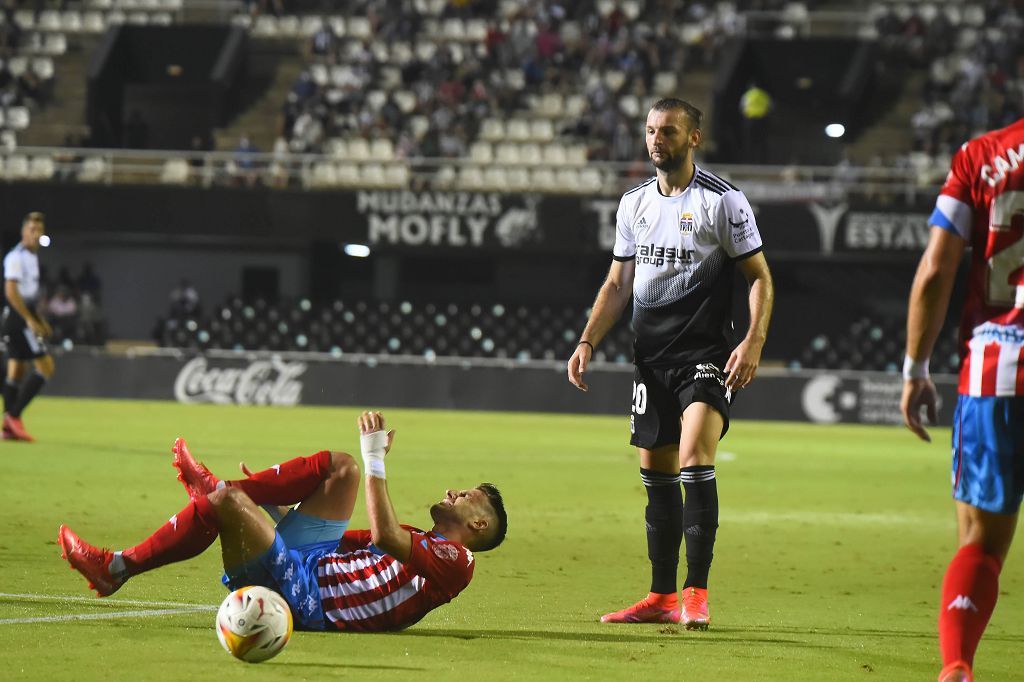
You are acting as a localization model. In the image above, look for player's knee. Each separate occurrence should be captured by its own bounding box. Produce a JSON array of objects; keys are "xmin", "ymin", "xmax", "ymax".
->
[
  {"xmin": 327, "ymin": 451, "xmax": 359, "ymax": 482},
  {"xmin": 209, "ymin": 486, "xmax": 250, "ymax": 509}
]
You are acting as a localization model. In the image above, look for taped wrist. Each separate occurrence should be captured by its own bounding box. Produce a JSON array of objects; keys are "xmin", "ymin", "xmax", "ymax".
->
[
  {"xmin": 903, "ymin": 355, "xmax": 930, "ymax": 381},
  {"xmin": 360, "ymin": 431, "xmax": 387, "ymax": 479}
]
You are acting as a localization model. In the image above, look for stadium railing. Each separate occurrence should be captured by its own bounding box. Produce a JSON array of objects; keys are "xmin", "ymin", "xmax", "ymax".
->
[{"xmin": 0, "ymin": 145, "xmax": 942, "ymax": 202}]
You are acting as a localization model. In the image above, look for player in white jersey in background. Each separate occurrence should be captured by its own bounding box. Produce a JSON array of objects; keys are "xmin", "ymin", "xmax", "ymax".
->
[
  {"xmin": 567, "ymin": 99, "xmax": 774, "ymax": 628},
  {"xmin": 2, "ymin": 212, "xmax": 55, "ymax": 442}
]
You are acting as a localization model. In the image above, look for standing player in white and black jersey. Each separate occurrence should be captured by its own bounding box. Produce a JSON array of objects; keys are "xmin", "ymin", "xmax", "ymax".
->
[
  {"xmin": 567, "ymin": 99, "xmax": 774, "ymax": 629},
  {"xmin": 2, "ymin": 212, "xmax": 55, "ymax": 442}
]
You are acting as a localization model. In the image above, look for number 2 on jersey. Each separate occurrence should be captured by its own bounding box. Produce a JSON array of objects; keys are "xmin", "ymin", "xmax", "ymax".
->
[{"xmin": 987, "ymin": 191, "xmax": 1024, "ymax": 308}]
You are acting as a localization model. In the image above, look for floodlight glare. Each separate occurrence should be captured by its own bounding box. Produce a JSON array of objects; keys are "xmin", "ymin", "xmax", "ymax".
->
[
  {"xmin": 825, "ymin": 123, "xmax": 846, "ymax": 138},
  {"xmin": 343, "ymin": 243, "xmax": 371, "ymax": 257}
]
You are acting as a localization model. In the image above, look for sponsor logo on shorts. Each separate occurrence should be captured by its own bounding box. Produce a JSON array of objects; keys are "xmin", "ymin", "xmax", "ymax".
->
[{"xmin": 695, "ymin": 363, "xmax": 725, "ymax": 387}]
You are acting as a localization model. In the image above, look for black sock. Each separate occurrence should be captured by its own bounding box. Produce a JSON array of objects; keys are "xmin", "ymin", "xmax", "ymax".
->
[
  {"xmin": 681, "ymin": 466, "xmax": 718, "ymax": 590},
  {"xmin": 3, "ymin": 378, "xmax": 18, "ymax": 415},
  {"xmin": 10, "ymin": 373, "xmax": 46, "ymax": 418},
  {"xmin": 641, "ymin": 467, "xmax": 684, "ymax": 595}
]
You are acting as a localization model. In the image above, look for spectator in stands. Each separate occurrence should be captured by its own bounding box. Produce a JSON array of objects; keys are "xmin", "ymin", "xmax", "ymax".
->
[
  {"xmin": 77, "ymin": 292, "xmax": 104, "ymax": 346},
  {"xmin": 46, "ymin": 285, "xmax": 77, "ymax": 343},
  {"xmin": 76, "ymin": 262, "xmax": 101, "ymax": 301},
  {"xmin": 170, "ymin": 279, "xmax": 200, "ymax": 317},
  {"xmin": 233, "ymin": 134, "xmax": 261, "ymax": 187},
  {"xmin": 309, "ymin": 22, "xmax": 338, "ymax": 63}
]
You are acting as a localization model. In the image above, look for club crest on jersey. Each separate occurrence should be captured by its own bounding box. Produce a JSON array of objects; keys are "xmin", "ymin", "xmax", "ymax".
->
[
  {"xmin": 680, "ymin": 213, "xmax": 694, "ymax": 234},
  {"xmin": 432, "ymin": 543, "xmax": 459, "ymax": 561}
]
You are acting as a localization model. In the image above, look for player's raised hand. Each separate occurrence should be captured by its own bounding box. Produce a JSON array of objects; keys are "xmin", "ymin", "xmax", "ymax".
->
[
  {"xmin": 358, "ymin": 411, "xmax": 395, "ymax": 454},
  {"xmin": 724, "ymin": 338, "xmax": 762, "ymax": 390},
  {"xmin": 567, "ymin": 342, "xmax": 592, "ymax": 392},
  {"xmin": 901, "ymin": 378, "xmax": 937, "ymax": 442}
]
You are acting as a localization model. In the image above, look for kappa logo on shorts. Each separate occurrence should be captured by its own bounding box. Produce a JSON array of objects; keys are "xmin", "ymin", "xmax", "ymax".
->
[
  {"xmin": 695, "ymin": 363, "xmax": 725, "ymax": 387},
  {"xmin": 432, "ymin": 543, "xmax": 459, "ymax": 562}
]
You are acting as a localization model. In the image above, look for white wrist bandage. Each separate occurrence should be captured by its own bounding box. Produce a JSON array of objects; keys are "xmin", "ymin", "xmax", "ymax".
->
[
  {"xmin": 903, "ymin": 355, "xmax": 930, "ymax": 381},
  {"xmin": 359, "ymin": 431, "xmax": 388, "ymax": 479}
]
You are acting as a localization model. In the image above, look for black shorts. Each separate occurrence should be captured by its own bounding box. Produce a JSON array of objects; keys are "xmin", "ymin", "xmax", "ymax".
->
[
  {"xmin": 629, "ymin": 362, "xmax": 733, "ymax": 449},
  {"xmin": 2, "ymin": 307, "xmax": 48, "ymax": 361}
]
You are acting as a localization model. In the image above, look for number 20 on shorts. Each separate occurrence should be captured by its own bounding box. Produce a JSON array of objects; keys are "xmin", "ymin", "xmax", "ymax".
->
[{"xmin": 630, "ymin": 382, "xmax": 647, "ymax": 434}]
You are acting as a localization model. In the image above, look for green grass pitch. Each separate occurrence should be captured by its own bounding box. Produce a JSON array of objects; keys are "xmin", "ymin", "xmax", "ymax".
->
[{"xmin": 2, "ymin": 397, "xmax": 1021, "ymax": 680}]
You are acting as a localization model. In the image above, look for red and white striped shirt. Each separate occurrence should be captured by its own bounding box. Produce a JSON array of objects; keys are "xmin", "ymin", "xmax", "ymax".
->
[
  {"xmin": 931, "ymin": 118, "xmax": 1024, "ymax": 396},
  {"xmin": 316, "ymin": 526, "xmax": 474, "ymax": 632}
]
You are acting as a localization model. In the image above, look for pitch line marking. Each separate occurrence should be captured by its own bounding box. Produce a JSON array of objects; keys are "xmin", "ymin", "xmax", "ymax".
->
[
  {"xmin": 0, "ymin": 592, "xmax": 214, "ymax": 609},
  {"xmin": 0, "ymin": 607, "xmax": 215, "ymax": 625}
]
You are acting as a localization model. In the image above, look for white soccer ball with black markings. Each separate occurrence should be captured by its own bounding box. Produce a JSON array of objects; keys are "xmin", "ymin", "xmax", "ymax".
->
[{"xmin": 216, "ymin": 586, "xmax": 293, "ymax": 663}]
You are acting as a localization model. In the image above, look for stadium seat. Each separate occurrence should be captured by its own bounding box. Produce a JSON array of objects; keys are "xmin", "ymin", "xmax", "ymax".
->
[
  {"xmin": 33, "ymin": 58, "xmax": 55, "ymax": 80},
  {"xmin": 564, "ymin": 95, "xmax": 586, "ymax": 117},
  {"xmin": 654, "ymin": 72, "xmax": 677, "ymax": 95},
  {"xmin": 347, "ymin": 17, "xmax": 371, "ymax": 39},
  {"xmin": 519, "ymin": 143, "xmax": 542, "ymax": 165},
  {"xmin": 383, "ymin": 164, "xmax": 410, "ymax": 188},
  {"xmin": 530, "ymin": 119, "xmax": 554, "ymax": 142},
  {"xmin": 78, "ymin": 157, "xmax": 107, "ymax": 183},
  {"xmin": 456, "ymin": 166, "xmax": 485, "ymax": 191},
  {"xmin": 28, "ymin": 156, "xmax": 54, "ymax": 181},
  {"xmin": 507, "ymin": 118, "xmax": 531, "ymax": 142},
  {"xmin": 7, "ymin": 57, "xmax": 27, "ymax": 77},
  {"xmin": 45, "ymin": 33, "xmax": 68, "ymax": 55},
  {"xmin": 530, "ymin": 167, "xmax": 556, "ymax": 191},
  {"xmin": 565, "ymin": 145, "xmax": 588, "ymax": 166},
  {"xmin": 556, "ymin": 168, "xmax": 580, "ymax": 191},
  {"xmin": 433, "ymin": 165, "xmax": 457, "ymax": 189},
  {"xmin": 278, "ymin": 16, "xmax": 300, "ymax": 37},
  {"xmin": 347, "ymin": 138, "xmax": 370, "ymax": 161},
  {"xmin": 311, "ymin": 161, "xmax": 338, "ymax": 187},
  {"xmin": 482, "ymin": 167, "xmax": 508, "ymax": 191},
  {"xmin": 61, "ymin": 11, "xmax": 83, "ymax": 32},
  {"xmin": 4, "ymin": 155, "xmax": 28, "ymax": 180},
  {"xmin": 480, "ymin": 119, "xmax": 505, "ymax": 142},
  {"xmin": 469, "ymin": 141, "xmax": 493, "ymax": 164},
  {"xmin": 78, "ymin": 12, "xmax": 106, "ymax": 34},
  {"xmin": 370, "ymin": 138, "xmax": 395, "ymax": 161},
  {"xmin": 495, "ymin": 143, "xmax": 521, "ymax": 164},
  {"xmin": 324, "ymin": 139, "xmax": 347, "ymax": 159},
  {"xmin": 542, "ymin": 145, "xmax": 567, "ymax": 165},
  {"xmin": 39, "ymin": 11, "xmax": 62, "ymax": 31},
  {"xmin": 336, "ymin": 163, "xmax": 360, "ymax": 185},
  {"xmin": 160, "ymin": 158, "xmax": 189, "ymax": 184},
  {"xmin": 580, "ymin": 168, "xmax": 603, "ymax": 193},
  {"xmin": 7, "ymin": 107, "xmax": 30, "ymax": 131},
  {"xmin": 506, "ymin": 167, "xmax": 530, "ymax": 191},
  {"xmin": 360, "ymin": 164, "xmax": 387, "ymax": 188}
]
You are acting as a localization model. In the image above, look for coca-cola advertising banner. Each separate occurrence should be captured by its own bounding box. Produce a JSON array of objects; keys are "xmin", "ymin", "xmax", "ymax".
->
[
  {"xmin": 0, "ymin": 181, "xmax": 931, "ymax": 259},
  {"xmin": 46, "ymin": 350, "xmax": 959, "ymax": 425}
]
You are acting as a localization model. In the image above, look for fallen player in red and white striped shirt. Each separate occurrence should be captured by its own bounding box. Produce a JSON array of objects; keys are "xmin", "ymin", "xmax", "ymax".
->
[{"xmin": 58, "ymin": 410, "xmax": 507, "ymax": 632}]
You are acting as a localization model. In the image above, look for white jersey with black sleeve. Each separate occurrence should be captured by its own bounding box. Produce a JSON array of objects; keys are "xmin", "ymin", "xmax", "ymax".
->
[{"xmin": 612, "ymin": 165, "xmax": 763, "ymax": 368}]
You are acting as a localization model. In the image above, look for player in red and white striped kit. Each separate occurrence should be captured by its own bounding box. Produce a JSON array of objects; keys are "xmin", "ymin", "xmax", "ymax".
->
[
  {"xmin": 902, "ymin": 118, "xmax": 1024, "ymax": 682},
  {"xmin": 58, "ymin": 411, "xmax": 507, "ymax": 633}
]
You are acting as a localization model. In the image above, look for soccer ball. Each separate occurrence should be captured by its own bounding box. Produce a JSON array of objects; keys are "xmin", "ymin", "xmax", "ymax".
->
[{"xmin": 215, "ymin": 586, "xmax": 293, "ymax": 663}]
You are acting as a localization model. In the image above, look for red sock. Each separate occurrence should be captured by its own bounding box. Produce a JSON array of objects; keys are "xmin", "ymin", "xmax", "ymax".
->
[
  {"xmin": 121, "ymin": 494, "xmax": 220, "ymax": 577},
  {"xmin": 938, "ymin": 543, "xmax": 1003, "ymax": 667},
  {"xmin": 227, "ymin": 450, "xmax": 332, "ymax": 506}
]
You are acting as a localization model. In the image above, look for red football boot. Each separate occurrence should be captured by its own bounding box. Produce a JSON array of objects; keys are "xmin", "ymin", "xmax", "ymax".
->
[
  {"xmin": 172, "ymin": 437, "xmax": 220, "ymax": 501},
  {"xmin": 682, "ymin": 587, "xmax": 711, "ymax": 630},
  {"xmin": 4, "ymin": 413, "xmax": 34, "ymax": 442},
  {"xmin": 600, "ymin": 592, "xmax": 681, "ymax": 624},
  {"xmin": 58, "ymin": 525, "xmax": 123, "ymax": 597}
]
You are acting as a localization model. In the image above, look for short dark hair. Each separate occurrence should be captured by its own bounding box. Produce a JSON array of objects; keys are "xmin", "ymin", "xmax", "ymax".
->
[
  {"xmin": 476, "ymin": 483, "xmax": 507, "ymax": 552},
  {"xmin": 23, "ymin": 211, "xmax": 45, "ymax": 225},
  {"xmin": 650, "ymin": 98, "xmax": 703, "ymax": 130}
]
